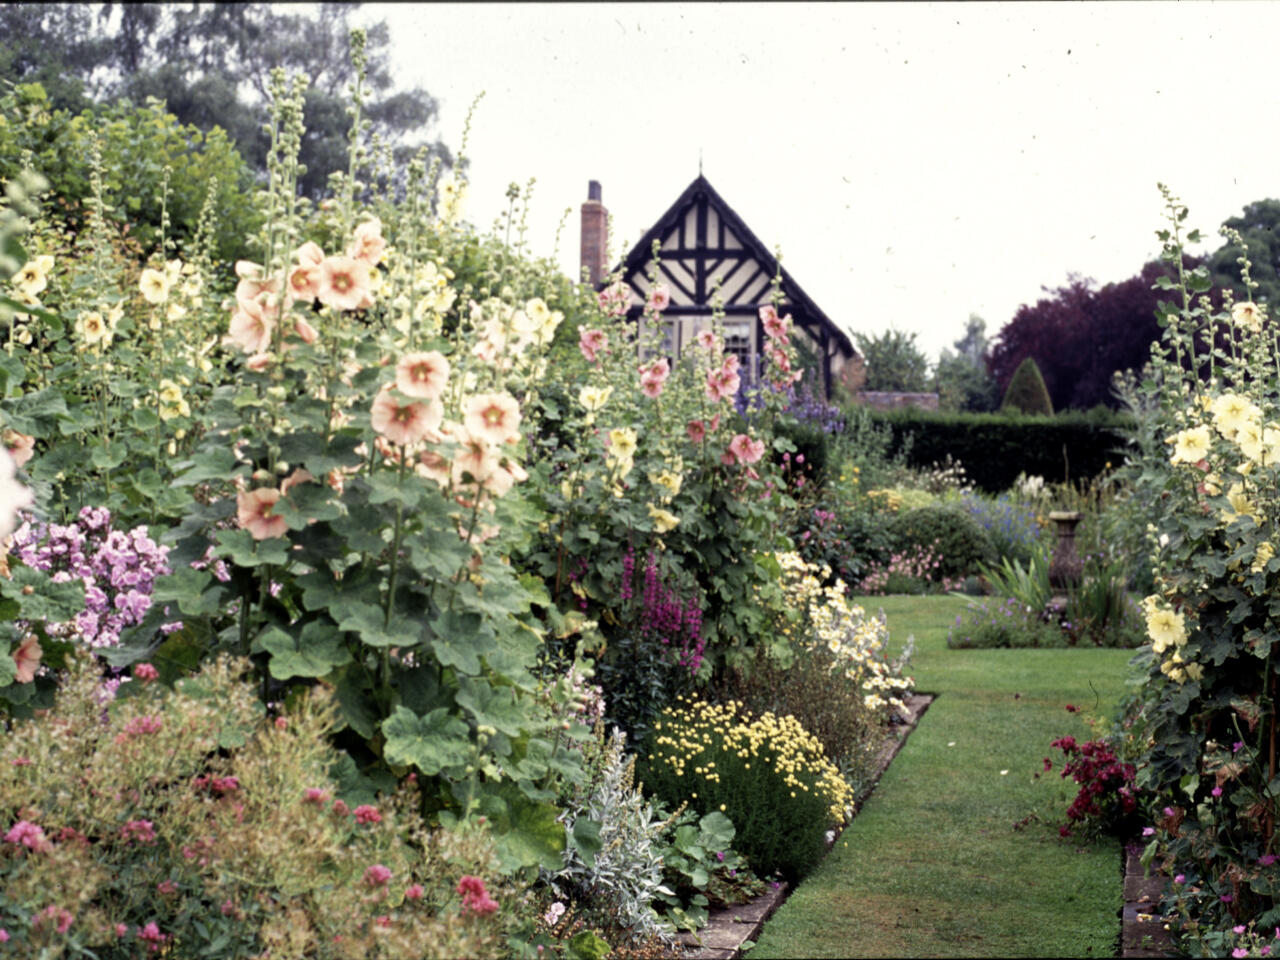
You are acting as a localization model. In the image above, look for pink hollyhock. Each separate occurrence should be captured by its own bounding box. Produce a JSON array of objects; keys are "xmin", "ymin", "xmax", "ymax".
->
[
  {"xmin": 687, "ymin": 420, "xmax": 706, "ymax": 444},
  {"xmin": 237, "ymin": 487, "xmax": 288, "ymax": 540},
  {"xmin": 727, "ymin": 435, "xmax": 764, "ymax": 465},
  {"xmin": 365, "ymin": 864, "xmax": 393, "ymax": 887},
  {"xmin": 695, "ymin": 328, "xmax": 718, "ymax": 351},
  {"xmin": 316, "ymin": 255, "xmax": 372, "ymax": 312},
  {"xmin": 348, "ymin": 218, "xmax": 386, "ymax": 266},
  {"xmin": 13, "ymin": 634, "xmax": 42, "ymax": 683},
  {"xmin": 226, "ymin": 297, "xmax": 275, "ymax": 354},
  {"xmin": 464, "ymin": 392, "xmax": 521, "ymax": 446},
  {"xmin": 292, "ymin": 316, "xmax": 319, "ymax": 345},
  {"xmin": 287, "ymin": 263, "xmax": 322, "ymax": 303},
  {"xmin": 647, "ymin": 283, "xmax": 671, "ymax": 312},
  {"xmin": 3, "ymin": 429, "xmax": 34, "ymax": 468},
  {"xmin": 396, "ymin": 351, "xmax": 451, "ymax": 400},
  {"xmin": 596, "ymin": 282, "xmax": 630, "ymax": 318},
  {"xmin": 449, "ymin": 425, "xmax": 498, "ymax": 485},
  {"xmin": 709, "ymin": 413, "xmax": 721, "ymax": 431},
  {"xmin": 705, "ymin": 368, "xmax": 741, "ymax": 402},
  {"xmin": 760, "ymin": 304, "xmax": 790, "ymax": 343},
  {"xmin": 722, "ymin": 353, "xmax": 741, "ymax": 376},
  {"xmin": 354, "ymin": 804, "xmax": 381, "ymax": 825},
  {"xmin": 639, "ymin": 358, "xmax": 671, "ymax": 398},
  {"xmin": 295, "ymin": 241, "xmax": 325, "ymax": 267},
  {"xmin": 371, "ymin": 387, "xmax": 443, "ymax": 446},
  {"xmin": 579, "ymin": 327, "xmax": 608, "ymax": 363},
  {"xmin": 245, "ymin": 351, "xmax": 274, "ymax": 372}
]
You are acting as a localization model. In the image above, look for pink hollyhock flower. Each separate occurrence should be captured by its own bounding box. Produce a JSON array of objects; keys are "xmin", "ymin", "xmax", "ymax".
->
[
  {"xmin": 579, "ymin": 327, "xmax": 608, "ymax": 363},
  {"xmin": 709, "ymin": 413, "xmax": 721, "ymax": 431},
  {"xmin": 597, "ymin": 282, "xmax": 630, "ymax": 318},
  {"xmin": 639, "ymin": 358, "xmax": 670, "ymax": 398},
  {"xmin": 13, "ymin": 634, "xmax": 42, "ymax": 683},
  {"xmin": 292, "ymin": 316, "xmax": 319, "ymax": 345},
  {"xmin": 3, "ymin": 429, "xmax": 34, "ymax": 468},
  {"xmin": 760, "ymin": 305, "xmax": 790, "ymax": 343},
  {"xmin": 647, "ymin": 283, "xmax": 671, "ymax": 312},
  {"xmin": 280, "ymin": 468, "xmax": 315, "ymax": 496},
  {"xmin": 722, "ymin": 353, "xmax": 741, "ymax": 376},
  {"xmin": 295, "ymin": 241, "xmax": 325, "ymax": 267},
  {"xmin": 133, "ymin": 663, "xmax": 159, "ymax": 684},
  {"xmin": 721, "ymin": 450, "xmax": 736, "ymax": 466},
  {"xmin": 235, "ymin": 270, "xmax": 279, "ymax": 307},
  {"xmin": 371, "ymin": 387, "xmax": 443, "ymax": 446},
  {"xmin": 705, "ymin": 368, "xmax": 741, "ymax": 402},
  {"xmin": 237, "ymin": 487, "xmax": 288, "ymax": 540},
  {"xmin": 728, "ymin": 434, "xmax": 764, "ymax": 465},
  {"xmin": 450, "ymin": 425, "xmax": 498, "ymax": 485},
  {"xmin": 687, "ymin": 420, "xmax": 706, "ymax": 444},
  {"xmin": 226, "ymin": 297, "xmax": 275, "ymax": 354},
  {"xmin": 365, "ymin": 864, "xmax": 393, "ymax": 887},
  {"xmin": 348, "ymin": 218, "xmax": 386, "ymax": 265},
  {"xmin": 354, "ymin": 805, "xmax": 382, "ymax": 825},
  {"xmin": 396, "ymin": 351, "xmax": 451, "ymax": 400},
  {"xmin": 464, "ymin": 392, "xmax": 522, "ymax": 446},
  {"xmin": 695, "ymin": 329, "xmax": 719, "ymax": 351},
  {"xmin": 287, "ymin": 263, "xmax": 322, "ymax": 303},
  {"xmin": 317, "ymin": 256, "xmax": 372, "ymax": 312},
  {"xmin": 245, "ymin": 351, "xmax": 274, "ymax": 372}
]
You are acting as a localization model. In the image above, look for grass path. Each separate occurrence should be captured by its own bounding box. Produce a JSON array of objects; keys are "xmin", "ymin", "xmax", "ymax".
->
[{"xmin": 748, "ymin": 595, "xmax": 1134, "ymax": 959}]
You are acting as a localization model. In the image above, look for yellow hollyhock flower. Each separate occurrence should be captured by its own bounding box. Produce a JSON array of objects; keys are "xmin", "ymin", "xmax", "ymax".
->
[
  {"xmin": 1145, "ymin": 602, "xmax": 1186, "ymax": 654},
  {"xmin": 1167, "ymin": 425, "xmax": 1212, "ymax": 465},
  {"xmin": 647, "ymin": 503, "xmax": 680, "ymax": 533},
  {"xmin": 1211, "ymin": 393, "xmax": 1261, "ymax": 440},
  {"xmin": 139, "ymin": 268, "xmax": 170, "ymax": 304}
]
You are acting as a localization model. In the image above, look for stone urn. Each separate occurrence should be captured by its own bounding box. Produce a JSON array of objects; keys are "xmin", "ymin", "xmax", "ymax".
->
[{"xmin": 1048, "ymin": 511, "xmax": 1083, "ymax": 606}]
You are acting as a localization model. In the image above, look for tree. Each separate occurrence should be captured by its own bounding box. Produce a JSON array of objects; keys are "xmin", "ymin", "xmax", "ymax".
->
[
  {"xmin": 1000, "ymin": 357, "xmax": 1054, "ymax": 415},
  {"xmin": 853, "ymin": 328, "xmax": 931, "ymax": 392},
  {"xmin": 1207, "ymin": 199, "xmax": 1280, "ymax": 308},
  {"xmin": 986, "ymin": 258, "xmax": 1193, "ymax": 411},
  {"xmin": 0, "ymin": 3, "xmax": 453, "ymax": 198},
  {"xmin": 934, "ymin": 314, "xmax": 998, "ymax": 411}
]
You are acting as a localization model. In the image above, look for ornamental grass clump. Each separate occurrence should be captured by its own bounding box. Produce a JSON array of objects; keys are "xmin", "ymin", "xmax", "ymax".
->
[
  {"xmin": 637, "ymin": 698, "xmax": 853, "ymax": 880},
  {"xmin": 0, "ymin": 651, "xmax": 518, "ymax": 958}
]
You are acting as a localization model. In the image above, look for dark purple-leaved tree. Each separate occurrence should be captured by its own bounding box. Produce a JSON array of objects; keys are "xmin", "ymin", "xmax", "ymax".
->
[{"xmin": 986, "ymin": 258, "xmax": 1200, "ymax": 411}]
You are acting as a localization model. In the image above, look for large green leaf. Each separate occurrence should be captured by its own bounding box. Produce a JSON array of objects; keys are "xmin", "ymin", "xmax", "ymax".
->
[
  {"xmin": 215, "ymin": 528, "xmax": 290, "ymax": 567},
  {"xmin": 367, "ymin": 471, "xmax": 421, "ymax": 509},
  {"xmin": 482, "ymin": 782, "xmax": 567, "ymax": 872},
  {"xmin": 0, "ymin": 649, "xmax": 16, "ymax": 687},
  {"xmin": 381, "ymin": 705, "xmax": 471, "ymax": 775},
  {"xmin": 0, "ymin": 565, "xmax": 84, "ymax": 622},
  {"xmin": 430, "ymin": 609, "xmax": 496, "ymax": 675},
  {"xmin": 150, "ymin": 566, "xmax": 225, "ymax": 617},
  {"xmin": 571, "ymin": 816, "xmax": 603, "ymax": 870},
  {"xmin": 1, "ymin": 386, "xmax": 68, "ymax": 436},
  {"xmin": 258, "ymin": 622, "xmax": 351, "ymax": 680},
  {"xmin": 333, "ymin": 600, "xmax": 419, "ymax": 648},
  {"xmin": 173, "ymin": 446, "xmax": 239, "ymax": 487},
  {"xmin": 454, "ymin": 675, "xmax": 527, "ymax": 737},
  {"xmin": 698, "ymin": 811, "xmax": 735, "ymax": 851}
]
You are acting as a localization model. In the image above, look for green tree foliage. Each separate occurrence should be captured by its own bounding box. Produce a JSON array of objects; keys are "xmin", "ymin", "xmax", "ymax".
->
[
  {"xmin": 853, "ymin": 327, "xmax": 931, "ymax": 392},
  {"xmin": 1000, "ymin": 356, "xmax": 1054, "ymax": 416},
  {"xmin": 1207, "ymin": 198, "xmax": 1280, "ymax": 308},
  {"xmin": 0, "ymin": 2, "xmax": 452, "ymax": 199},
  {"xmin": 0, "ymin": 82, "xmax": 259, "ymax": 264},
  {"xmin": 934, "ymin": 314, "xmax": 998, "ymax": 412}
]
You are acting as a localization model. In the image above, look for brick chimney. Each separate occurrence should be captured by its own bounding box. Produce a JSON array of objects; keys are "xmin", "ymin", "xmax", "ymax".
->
[{"xmin": 580, "ymin": 180, "xmax": 607, "ymax": 286}]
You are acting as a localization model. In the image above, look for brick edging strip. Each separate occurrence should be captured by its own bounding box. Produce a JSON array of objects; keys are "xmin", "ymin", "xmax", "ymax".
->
[
  {"xmin": 1121, "ymin": 840, "xmax": 1175, "ymax": 958},
  {"xmin": 677, "ymin": 693, "xmax": 935, "ymax": 959}
]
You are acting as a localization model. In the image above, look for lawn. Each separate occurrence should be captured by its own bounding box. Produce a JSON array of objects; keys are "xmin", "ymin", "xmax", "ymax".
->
[{"xmin": 748, "ymin": 594, "xmax": 1134, "ymax": 959}]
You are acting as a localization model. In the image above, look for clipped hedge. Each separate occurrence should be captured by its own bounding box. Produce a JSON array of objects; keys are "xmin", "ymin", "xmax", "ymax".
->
[{"xmin": 867, "ymin": 407, "xmax": 1134, "ymax": 493}]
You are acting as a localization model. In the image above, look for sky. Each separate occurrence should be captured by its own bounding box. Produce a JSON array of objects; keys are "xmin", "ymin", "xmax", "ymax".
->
[{"xmin": 356, "ymin": 1, "xmax": 1280, "ymax": 362}]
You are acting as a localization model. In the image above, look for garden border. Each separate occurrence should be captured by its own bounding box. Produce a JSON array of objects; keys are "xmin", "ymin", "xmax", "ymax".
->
[
  {"xmin": 1121, "ymin": 839, "xmax": 1174, "ymax": 958},
  {"xmin": 676, "ymin": 692, "xmax": 935, "ymax": 959}
]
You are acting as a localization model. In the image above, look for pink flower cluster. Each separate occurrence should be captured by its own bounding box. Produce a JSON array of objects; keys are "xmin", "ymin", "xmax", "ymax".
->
[
  {"xmin": 5, "ymin": 819, "xmax": 50, "ymax": 853},
  {"xmin": 579, "ymin": 327, "xmax": 608, "ymax": 364},
  {"xmin": 856, "ymin": 543, "xmax": 959, "ymax": 595},
  {"xmin": 354, "ymin": 804, "xmax": 381, "ymax": 825},
  {"xmin": 705, "ymin": 353, "xmax": 742, "ymax": 402},
  {"xmin": 457, "ymin": 875, "xmax": 499, "ymax": 916},
  {"xmin": 722, "ymin": 433, "xmax": 765, "ymax": 467},
  {"xmin": 596, "ymin": 281, "xmax": 630, "ymax": 318},
  {"xmin": 639, "ymin": 357, "xmax": 670, "ymax": 398},
  {"xmin": 760, "ymin": 305, "xmax": 803, "ymax": 390}
]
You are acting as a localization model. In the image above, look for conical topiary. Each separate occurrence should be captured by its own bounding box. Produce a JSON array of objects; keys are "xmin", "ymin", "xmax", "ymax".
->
[{"xmin": 1000, "ymin": 356, "xmax": 1054, "ymax": 416}]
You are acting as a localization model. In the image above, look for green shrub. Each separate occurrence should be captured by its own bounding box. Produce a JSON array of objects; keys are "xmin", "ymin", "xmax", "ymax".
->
[
  {"xmin": 1001, "ymin": 356, "xmax": 1054, "ymax": 416},
  {"xmin": 638, "ymin": 699, "xmax": 853, "ymax": 881},
  {"xmin": 773, "ymin": 417, "xmax": 829, "ymax": 487},
  {"xmin": 887, "ymin": 505, "xmax": 996, "ymax": 580},
  {"xmin": 947, "ymin": 597, "xmax": 1068, "ymax": 648}
]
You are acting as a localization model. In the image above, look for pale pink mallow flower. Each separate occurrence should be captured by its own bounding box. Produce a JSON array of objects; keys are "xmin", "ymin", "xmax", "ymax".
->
[
  {"xmin": 371, "ymin": 387, "xmax": 443, "ymax": 446},
  {"xmin": 226, "ymin": 298, "xmax": 276, "ymax": 355},
  {"xmin": 316, "ymin": 256, "xmax": 372, "ymax": 312},
  {"xmin": 705, "ymin": 368, "xmax": 741, "ymax": 403},
  {"xmin": 639, "ymin": 358, "xmax": 671, "ymax": 399},
  {"xmin": 348, "ymin": 218, "xmax": 386, "ymax": 266},
  {"xmin": 245, "ymin": 352, "xmax": 274, "ymax": 372},
  {"xmin": 292, "ymin": 316, "xmax": 319, "ymax": 345},
  {"xmin": 450, "ymin": 426, "xmax": 499, "ymax": 485},
  {"xmin": 237, "ymin": 488, "xmax": 288, "ymax": 541},
  {"xmin": 687, "ymin": 420, "xmax": 707, "ymax": 444},
  {"xmin": 647, "ymin": 283, "xmax": 671, "ymax": 312},
  {"xmin": 13, "ymin": 634, "xmax": 41, "ymax": 683},
  {"xmin": 596, "ymin": 282, "xmax": 630, "ymax": 318},
  {"xmin": 722, "ymin": 354, "xmax": 741, "ymax": 376},
  {"xmin": 579, "ymin": 327, "xmax": 608, "ymax": 363},
  {"xmin": 3, "ymin": 429, "xmax": 34, "ymax": 468},
  {"xmin": 761, "ymin": 305, "xmax": 790, "ymax": 344},
  {"xmin": 396, "ymin": 351, "xmax": 451, "ymax": 400},
  {"xmin": 464, "ymin": 392, "xmax": 521, "ymax": 446},
  {"xmin": 695, "ymin": 329, "xmax": 719, "ymax": 351},
  {"xmin": 728, "ymin": 434, "xmax": 766, "ymax": 465}
]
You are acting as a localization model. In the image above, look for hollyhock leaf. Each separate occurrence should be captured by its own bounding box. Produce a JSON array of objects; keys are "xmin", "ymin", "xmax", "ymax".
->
[
  {"xmin": 430, "ymin": 609, "xmax": 495, "ymax": 675},
  {"xmin": 331, "ymin": 505, "xmax": 387, "ymax": 553},
  {"xmin": 484, "ymin": 782, "xmax": 566, "ymax": 871},
  {"xmin": 130, "ymin": 407, "xmax": 161, "ymax": 431},
  {"xmin": 273, "ymin": 482, "xmax": 342, "ymax": 528},
  {"xmin": 278, "ymin": 430, "xmax": 326, "ymax": 466},
  {"xmin": 455, "ymin": 675, "xmax": 526, "ymax": 737},
  {"xmin": 0, "ymin": 650, "xmax": 15, "ymax": 687},
  {"xmin": 174, "ymin": 447, "xmax": 239, "ymax": 487},
  {"xmin": 0, "ymin": 565, "xmax": 84, "ymax": 623},
  {"xmin": 151, "ymin": 566, "xmax": 223, "ymax": 617},
  {"xmin": 335, "ymin": 667, "xmax": 380, "ymax": 739},
  {"xmin": 259, "ymin": 622, "xmax": 351, "ymax": 680},
  {"xmin": 215, "ymin": 528, "xmax": 290, "ymax": 567},
  {"xmin": 334, "ymin": 600, "xmax": 418, "ymax": 649},
  {"xmin": 1, "ymin": 386, "xmax": 68, "ymax": 436},
  {"xmin": 0, "ymin": 354, "xmax": 24, "ymax": 399},
  {"xmin": 381, "ymin": 705, "xmax": 471, "ymax": 775},
  {"xmin": 367, "ymin": 471, "xmax": 421, "ymax": 509},
  {"xmin": 396, "ymin": 663, "xmax": 443, "ymax": 715},
  {"xmin": 99, "ymin": 605, "xmax": 169, "ymax": 668},
  {"xmin": 329, "ymin": 752, "xmax": 397, "ymax": 808}
]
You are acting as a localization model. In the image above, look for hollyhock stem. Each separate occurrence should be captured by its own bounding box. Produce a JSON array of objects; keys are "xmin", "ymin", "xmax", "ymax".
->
[{"xmin": 384, "ymin": 456, "xmax": 407, "ymax": 630}]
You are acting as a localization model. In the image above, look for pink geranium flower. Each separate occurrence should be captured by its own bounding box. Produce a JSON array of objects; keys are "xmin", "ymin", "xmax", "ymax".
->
[
  {"xmin": 317, "ymin": 256, "xmax": 372, "ymax": 312},
  {"xmin": 371, "ymin": 387, "xmax": 443, "ymax": 446},
  {"xmin": 236, "ymin": 488, "xmax": 288, "ymax": 541},
  {"xmin": 396, "ymin": 351, "xmax": 451, "ymax": 400}
]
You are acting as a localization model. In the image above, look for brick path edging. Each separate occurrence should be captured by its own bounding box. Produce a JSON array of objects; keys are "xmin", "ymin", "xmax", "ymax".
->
[{"xmin": 1121, "ymin": 840, "xmax": 1175, "ymax": 958}]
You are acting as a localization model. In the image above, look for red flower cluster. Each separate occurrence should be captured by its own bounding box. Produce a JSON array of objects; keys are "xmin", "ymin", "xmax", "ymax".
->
[
  {"xmin": 1050, "ymin": 735, "xmax": 1139, "ymax": 837},
  {"xmin": 457, "ymin": 875, "xmax": 499, "ymax": 916}
]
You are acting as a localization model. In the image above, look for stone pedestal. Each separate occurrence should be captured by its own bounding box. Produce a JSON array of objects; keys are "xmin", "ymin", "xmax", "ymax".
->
[{"xmin": 1048, "ymin": 510, "xmax": 1083, "ymax": 607}]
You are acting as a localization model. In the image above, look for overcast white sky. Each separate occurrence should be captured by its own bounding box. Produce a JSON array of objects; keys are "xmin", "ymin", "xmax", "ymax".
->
[{"xmin": 357, "ymin": 1, "xmax": 1280, "ymax": 361}]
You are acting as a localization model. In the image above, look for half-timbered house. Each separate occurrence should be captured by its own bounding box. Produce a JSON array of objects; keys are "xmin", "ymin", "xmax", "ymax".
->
[{"xmin": 579, "ymin": 176, "xmax": 858, "ymax": 398}]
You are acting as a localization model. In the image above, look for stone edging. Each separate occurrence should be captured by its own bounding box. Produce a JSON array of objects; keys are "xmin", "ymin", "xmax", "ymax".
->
[
  {"xmin": 676, "ymin": 693, "xmax": 935, "ymax": 959},
  {"xmin": 1121, "ymin": 840, "xmax": 1174, "ymax": 958}
]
